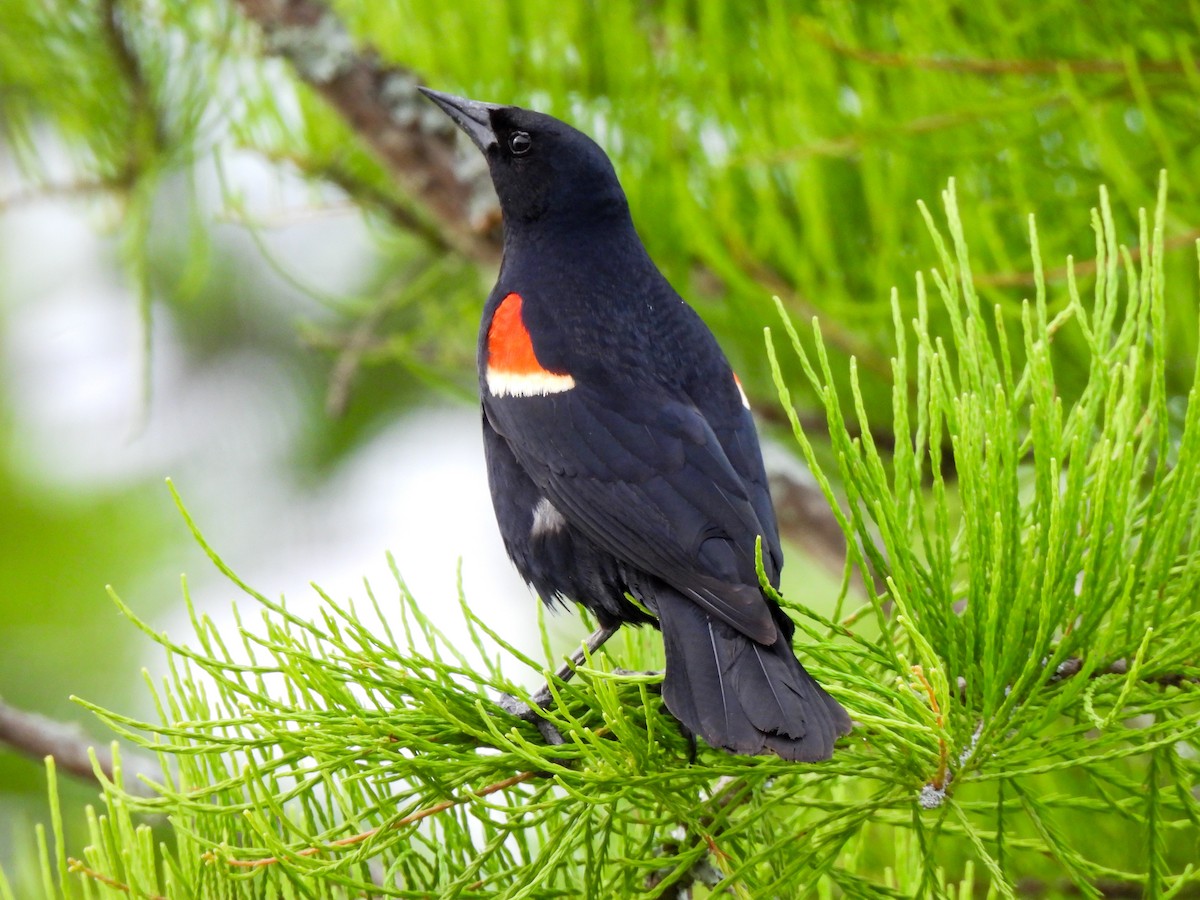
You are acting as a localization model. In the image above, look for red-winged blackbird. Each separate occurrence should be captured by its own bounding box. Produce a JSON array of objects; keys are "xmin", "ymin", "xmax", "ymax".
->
[{"xmin": 421, "ymin": 88, "xmax": 851, "ymax": 761}]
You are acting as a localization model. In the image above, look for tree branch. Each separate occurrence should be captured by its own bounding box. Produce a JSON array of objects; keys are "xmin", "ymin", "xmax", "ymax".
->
[
  {"xmin": 951, "ymin": 656, "xmax": 1200, "ymax": 701},
  {"xmin": 0, "ymin": 699, "xmax": 157, "ymax": 795},
  {"xmin": 231, "ymin": 0, "xmax": 501, "ymax": 264},
  {"xmin": 100, "ymin": 0, "xmax": 167, "ymax": 157},
  {"xmin": 1048, "ymin": 656, "xmax": 1199, "ymax": 687}
]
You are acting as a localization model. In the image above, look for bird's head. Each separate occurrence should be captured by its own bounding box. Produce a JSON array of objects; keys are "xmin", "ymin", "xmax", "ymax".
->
[{"xmin": 420, "ymin": 88, "xmax": 630, "ymax": 230}]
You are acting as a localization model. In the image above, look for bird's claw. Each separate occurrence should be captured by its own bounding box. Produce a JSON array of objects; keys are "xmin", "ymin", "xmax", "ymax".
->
[
  {"xmin": 497, "ymin": 692, "xmax": 537, "ymax": 720},
  {"xmin": 494, "ymin": 625, "xmax": 619, "ymax": 749},
  {"xmin": 497, "ymin": 692, "xmax": 566, "ymax": 745}
]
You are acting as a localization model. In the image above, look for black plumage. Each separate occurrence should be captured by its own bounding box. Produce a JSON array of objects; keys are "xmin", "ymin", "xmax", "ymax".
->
[{"xmin": 421, "ymin": 87, "xmax": 851, "ymax": 761}]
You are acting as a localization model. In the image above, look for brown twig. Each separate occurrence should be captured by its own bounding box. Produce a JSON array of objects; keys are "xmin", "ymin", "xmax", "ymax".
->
[
  {"xmin": 223, "ymin": 769, "xmax": 538, "ymax": 868},
  {"xmin": 912, "ymin": 666, "xmax": 949, "ymax": 792},
  {"xmin": 808, "ymin": 27, "xmax": 1188, "ymax": 76},
  {"xmin": 100, "ymin": 0, "xmax": 167, "ymax": 156},
  {"xmin": 0, "ymin": 699, "xmax": 158, "ymax": 796},
  {"xmin": 67, "ymin": 859, "xmax": 167, "ymax": 900},
  {"xmin": 951, "ymin": 656, "xmax": 1200, "ymax": 704},
  {"xmin": 976, "ymin": 228, "xmax": 1200, "ymax": 288}
]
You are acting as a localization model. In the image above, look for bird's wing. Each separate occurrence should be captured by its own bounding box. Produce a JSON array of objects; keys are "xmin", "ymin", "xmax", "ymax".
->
[
  {"xmin": 484, "ymin": 384, "xmax": 779, "ymax": 644},
  {"xmin": 701, "ymin": 389, "xmax": 783, "ymax": 587}
]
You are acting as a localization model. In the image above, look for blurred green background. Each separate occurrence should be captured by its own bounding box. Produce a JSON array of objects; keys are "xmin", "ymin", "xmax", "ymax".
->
[{"xmin": 1, "ymin": 0, "xmax": 1197, "ymax": 885}]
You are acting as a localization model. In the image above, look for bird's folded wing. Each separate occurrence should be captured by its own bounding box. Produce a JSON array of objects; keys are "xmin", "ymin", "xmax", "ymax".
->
[{"xmin": 484, "ymin": 385, "xmax": 779, "ymax": 644}]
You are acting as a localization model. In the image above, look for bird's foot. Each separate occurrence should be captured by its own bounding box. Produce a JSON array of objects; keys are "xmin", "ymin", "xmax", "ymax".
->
[
  {"xmin": 494, "ymin": 624, "xmax": 620, "ymax": 748},
  {"xmin": 497, "ymin": 692, "xmax": 536, "ymax": 720}
]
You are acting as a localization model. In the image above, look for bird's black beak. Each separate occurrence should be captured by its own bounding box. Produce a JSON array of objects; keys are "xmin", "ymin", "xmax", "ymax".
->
[{"xmin": 418, "ymin": 87, "xmax": 501, "ymax": 154}]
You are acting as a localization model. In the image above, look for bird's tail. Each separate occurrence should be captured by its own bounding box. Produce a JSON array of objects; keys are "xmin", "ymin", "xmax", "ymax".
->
[{"xmin": 655, "ymin": 587, "xmax": 851, "ymax": 762}]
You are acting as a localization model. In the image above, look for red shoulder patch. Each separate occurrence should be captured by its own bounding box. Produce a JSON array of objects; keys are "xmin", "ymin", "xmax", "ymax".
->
[
  {"xmin": 486, "ymin": 293, "xmax": 576, "ymax": 397},
  {"xmin": 488, "ymin": 293, "xmax": 543, "ymax": 374}
]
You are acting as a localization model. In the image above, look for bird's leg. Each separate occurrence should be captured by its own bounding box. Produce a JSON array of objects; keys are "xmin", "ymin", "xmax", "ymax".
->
[
  {"xmin": 529, "ymin": 623, "xmax": 619, "ymax": 709},
  {"xmin": 499, "ymin": 623, "xmax": 619, "ymax": 745}
]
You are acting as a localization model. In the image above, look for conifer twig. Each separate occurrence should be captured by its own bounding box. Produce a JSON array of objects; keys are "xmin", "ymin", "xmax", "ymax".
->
[
  {"xmin": 949, "ymin": 656, "xmax": 1200, "ymax": 699},
  {"xmin": 223, "ymin": 769, "xmax": 539, "ymax": 869},
  {"xmin": 975, "ymin": 227, "xmax": 1200, "ymax": 287},
  {"xmin": 500, "ymin": 623, "xmax": 620, "ymax": 745},
  {"xmin": 66, "ymin": 859, "xmax": 166, "ymax": 900},
  {"xmin": 807, "ymin": 27, "xmax": 1188, "ymax": 75},
  {"xmin": 913, "ymin": 666, "xmax": 950, "ymax": 797}
]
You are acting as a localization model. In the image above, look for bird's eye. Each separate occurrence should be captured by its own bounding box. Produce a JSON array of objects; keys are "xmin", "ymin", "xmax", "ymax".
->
[{"xmin": 508, "ymin": 132, "xmax": 532, "ymax": 155}]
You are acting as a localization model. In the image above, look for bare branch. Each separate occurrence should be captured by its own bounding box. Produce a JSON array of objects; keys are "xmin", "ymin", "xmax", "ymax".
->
[
  {"xmin": 0, "ymin": 699, "xmax": 158, "ymax": 795},
  {"xmin": 1049, "ymin": 656, "xmax": 1199, "ymax": 687}
]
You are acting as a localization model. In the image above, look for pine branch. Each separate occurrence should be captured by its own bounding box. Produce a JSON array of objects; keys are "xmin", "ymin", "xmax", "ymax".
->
[
  {"xmin": 5, "ymin": 6, "xmax": 1200, "ymax": 894},
  {"xmin": 222, "ymin": 770, "xmax": 540, "ymax": 869}
]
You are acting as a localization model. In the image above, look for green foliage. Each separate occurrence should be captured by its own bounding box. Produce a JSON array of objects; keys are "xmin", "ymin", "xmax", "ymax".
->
[
  {"xmin": 4, "ymin": 2, "xmax": 1200, "ymax": 896},
  {"xmin": 0, "ymin": 468, "xmax": 181, "ymax": 840},
  {"xmin": 3, "ymin": 1, "xmax": 1198, "ymax": 417},
  {"xmin": 5, "ymin": 182, "xmax": 1198, "ymax": 898}
]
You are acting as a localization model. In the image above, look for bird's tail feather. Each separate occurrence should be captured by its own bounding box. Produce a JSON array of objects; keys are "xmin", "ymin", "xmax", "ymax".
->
[{"xmin": 656, "ymin": 587, "xmax": 850, "ymax": 762}]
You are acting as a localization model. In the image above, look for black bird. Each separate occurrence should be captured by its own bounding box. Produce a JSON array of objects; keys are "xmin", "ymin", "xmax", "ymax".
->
[{"xmin": 420, "ymin": 87, "xmax": 851, "ymax": 761}]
